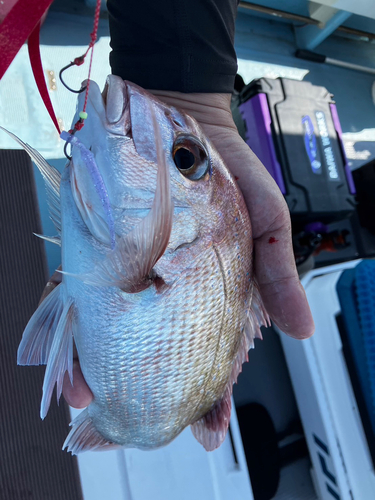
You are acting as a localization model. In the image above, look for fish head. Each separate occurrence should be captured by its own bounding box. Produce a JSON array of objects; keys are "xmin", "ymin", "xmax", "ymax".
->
[{"xmin": 68, "ymin": 75, "xmax": 250, "ymax": 278}]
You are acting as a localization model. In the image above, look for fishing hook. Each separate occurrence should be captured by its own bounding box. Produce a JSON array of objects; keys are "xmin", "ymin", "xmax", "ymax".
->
[
  {"xmin": 59, "ymin": 61, "xmax": 87, "ymax": 94},
  {"xmin": 63, "ymin": 129, "xmax": 78, "ymax": 161},
  {"xmin": 64, "ymin": 139, "xmax": 72, "ymax": 161}
]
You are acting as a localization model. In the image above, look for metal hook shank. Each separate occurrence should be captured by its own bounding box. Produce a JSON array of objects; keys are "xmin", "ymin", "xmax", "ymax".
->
[{"xmin": 59, "ymin": 62, "xmax": 87, "ymax": 94}]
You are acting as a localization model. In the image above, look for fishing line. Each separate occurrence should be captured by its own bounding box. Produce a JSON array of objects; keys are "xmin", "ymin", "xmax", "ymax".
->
[
  {"xmin": 59, "ymin": 0, "xmax": 116, "ymax": 250},
  {"xmin": 59, "ymin": 57, "xmax": 87, "ymax": 94},
  {"xmin": 60, "ymin": 0, "xmax": 102, "ymax": 139}
]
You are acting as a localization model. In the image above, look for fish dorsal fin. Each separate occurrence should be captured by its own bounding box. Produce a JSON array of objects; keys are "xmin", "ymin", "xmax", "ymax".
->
[
  {"xmin": 40, "ymin": 297, "xmax": 74, "ymax": 419},
  {"xmin": 17, "ymin": 284, "xmax": 64, "ymax": 366},
  {"xmin": 63, "ymin": 408, "xmax": 119, "ymax": 455},
  {"xmin": 62, "ymin": 103, "xmax": 173, "ymax": 292},
  {"xmin": 243, "ymin": 282, "xmax": 270, "ymax": 349},
  {"xmin": 191, "ymin": 281, "xmax": 270, "ymax": 451},
  {"xmin": 0, "ymin": 126, "xmax": 61, "ymax": 234}
]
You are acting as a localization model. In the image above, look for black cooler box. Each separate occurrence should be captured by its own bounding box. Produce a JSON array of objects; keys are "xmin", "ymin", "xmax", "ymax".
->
[{"xmin": 234, "ymin": 77, "xmax": 356, "ymax": 229}]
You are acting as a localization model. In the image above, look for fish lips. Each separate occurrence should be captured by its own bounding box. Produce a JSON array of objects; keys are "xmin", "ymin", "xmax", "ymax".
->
[
  {"xmin": 77, "ymin": 76, "xmax": 131, "ymax": 137},
  {"xmin": 80, "ymin": 76, "xmax": 175, "ymax": 165},
  {"xmin": 69, "ymin": 76, "xmax": 174, "ymax": 247}
]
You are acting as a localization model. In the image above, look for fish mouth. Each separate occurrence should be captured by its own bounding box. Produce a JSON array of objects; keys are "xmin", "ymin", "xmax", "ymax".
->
[
  {"xmin": 79, "ymin": 76, "xmax": 131, "ymax": 137},
  {"xmin": 84, "ymin": 76, "xmax": 174, "ymax": 165},
  {"xmin": 101, "ymin": 76, "xmax": 130, "ymax": 131},
  {"xmin": 83, "ymin": 76, "xmax": 150, "ymax": 138},
  {"xmin": 71, "ymin": 76, "xmax": 176, "ymax": 251},
  {"xmin": 73, "ymin": 77, "xmax": 156, "ymax": 205},
  {"xmin": 76, "ymin": 77, "xmax": 200, "ymax": 214}
]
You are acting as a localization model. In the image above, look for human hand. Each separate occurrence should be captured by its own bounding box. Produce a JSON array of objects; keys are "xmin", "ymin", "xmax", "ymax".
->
[
  {"xmin": 151, "ymin": 90, "xmax": 315, "ymax": 339},
  {"xmin": 59, "ymin": 89, "xmax": 314, "ymax": 409}
]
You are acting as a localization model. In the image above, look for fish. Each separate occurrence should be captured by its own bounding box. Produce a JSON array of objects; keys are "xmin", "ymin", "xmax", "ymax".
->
[{"xmin": 5, "ymin": 75, "xmax": 269, "ymax": 454}]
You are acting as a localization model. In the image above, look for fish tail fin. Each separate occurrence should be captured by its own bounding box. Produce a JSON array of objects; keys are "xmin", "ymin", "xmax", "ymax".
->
[
  {"xmin": 40, "ymin": 298, "xmax": 74, "ymax": 419},
  {"xmin": 17, "ymin": 284, "xmax": 64, "ymax": 366},
  {"xmin": 63, "ymin": 409, "xmax": 118, "ymax": 455},
  {"xmin": 191, "ymin": 280, "xmax": 270, "ymax": 451}
]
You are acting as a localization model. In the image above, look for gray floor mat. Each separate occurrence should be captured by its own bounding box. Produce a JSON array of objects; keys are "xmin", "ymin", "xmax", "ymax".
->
[{"xmin": 0, "ymin": 149, "xmax": 82, "ymax": 500}]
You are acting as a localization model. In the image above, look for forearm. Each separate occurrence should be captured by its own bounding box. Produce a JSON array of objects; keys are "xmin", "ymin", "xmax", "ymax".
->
[
  {"xmin": 147, "ymin": 90, "xmax": 235, "ymax": 128},
  {"xmin": 107, "ymin": 0, "xmax": 239, "ymax": 93}
]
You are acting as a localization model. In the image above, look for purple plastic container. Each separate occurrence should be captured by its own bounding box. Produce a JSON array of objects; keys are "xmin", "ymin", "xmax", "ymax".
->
[
  {"xmin": 236, "ymin": 77, "xmax": 356, "ymax": 225},
  {"xmin": 239, "ymin": 94, "xmax": 286, "ymax": 194},
  {"xmin": 330, "ymin": 103, "xmax": 356, "ymax": 195}
]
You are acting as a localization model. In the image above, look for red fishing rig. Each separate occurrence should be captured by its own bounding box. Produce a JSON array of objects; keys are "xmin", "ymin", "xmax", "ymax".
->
[
  {"xmin": 0, "ymin": 0, "xmax": 102, "ymax": 137},
  {"xmin": 0, "ymin": 0, "xmax": 116, "ymax": 248}
]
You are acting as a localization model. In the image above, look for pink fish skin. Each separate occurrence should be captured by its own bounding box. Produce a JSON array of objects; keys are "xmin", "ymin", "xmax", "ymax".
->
[{"xmin": 15, "ymin": 75, "xmax": 269, "ymax": 454}]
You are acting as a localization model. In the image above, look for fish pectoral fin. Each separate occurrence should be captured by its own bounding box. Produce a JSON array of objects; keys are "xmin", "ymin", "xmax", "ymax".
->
[
  {"xmin": 191, "ymin": 385, "xmax": 232, "ymax": 452},
  {"xmin": 18, "ymin": 285, "xmax": 74, "ymax": 420},
  {"xmin": 17, "ymin": 284, "xmax": 64, "ymax": 366},
  {"xmin": 40, "ymin": 298, "xmax": 74, "ymax": 420},
  {"xmin": 63, "ymin": 409, "xmax": 118, "ymax": 455}
]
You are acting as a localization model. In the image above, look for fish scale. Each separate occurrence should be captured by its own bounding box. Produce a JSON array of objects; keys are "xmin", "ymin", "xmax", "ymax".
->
[
  {"xmin": 74, "ymin": 233, "xmax": 236, "ymax": 447},
  {"xmin": 15, "ymin": 76, "xmax": 269, "ymax": 454}
]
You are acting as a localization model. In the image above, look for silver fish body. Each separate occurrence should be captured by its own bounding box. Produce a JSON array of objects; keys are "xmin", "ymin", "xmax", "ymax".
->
[{"xmin": 16, "ymin": 76, "xmax": 268, "ymax": 453}]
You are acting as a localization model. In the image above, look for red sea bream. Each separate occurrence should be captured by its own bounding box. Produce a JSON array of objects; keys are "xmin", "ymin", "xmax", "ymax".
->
[{"xmin": 13, "ymin": 75, "xmax": 269, "ymax": 454}]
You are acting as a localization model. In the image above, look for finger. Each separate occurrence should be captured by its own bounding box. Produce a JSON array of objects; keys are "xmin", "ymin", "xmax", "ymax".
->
[
  {"xmin": 238, "ymin": 152, "xmax": 315, "ymax": 339},
  {"xmin": 236, "ymin": 153, "xmax": 315, "ymax": 339},
  {"xmin": 63, "ymin": 360, "xmax": 93, "ymax": 408},
  {"xmin": 253, "ymin": 209, "xmax": 315, "ymax": 339},
  {"xmin": 238, "ymin": 155, "xmax": 315, "ymax": 339},
  {"xmin": 205, "ymin": 130, "xmax": 314, "ymax": 339}
]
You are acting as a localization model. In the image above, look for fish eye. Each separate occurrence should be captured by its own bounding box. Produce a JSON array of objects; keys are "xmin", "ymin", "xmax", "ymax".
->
[{"xmin": 172, "ymin": 135, "xmax": 210, "ymax": 181}]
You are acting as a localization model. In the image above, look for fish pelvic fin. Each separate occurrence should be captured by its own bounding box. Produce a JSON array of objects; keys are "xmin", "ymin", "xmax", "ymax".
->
[
  {"xmin": 191, "ymin": 280, "xmax": 270, "ymax": 451},
  {"xmin": 70, "ymin": 103, "xmax": 174, "ymax": 292},
  {"xmin": 40, "ymin": 297, "xmax": 74, "ymax": 420},
  {"xmin": 17, "ymin": 284, "xmax": 64, "ymax": 366},
  {"xmin": 191, "ymin": 384, "xmax": 232, "ymax": 452},
  {"xmin": 63, "ymin": 409, "xmax": 119, "ymax": 455},
  {"xmin": 0, "ymin": 126, "xmax": 62, "ymax": 234}
]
